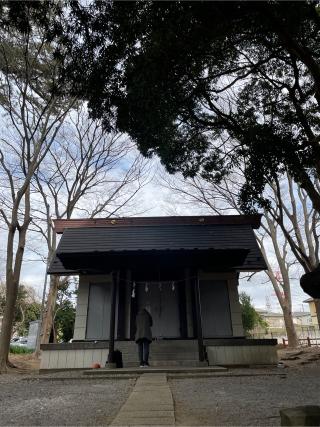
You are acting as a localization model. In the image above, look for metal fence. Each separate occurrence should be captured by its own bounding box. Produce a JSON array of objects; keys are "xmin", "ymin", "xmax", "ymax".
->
[
  {"xmin": 282, "ymin": 337, "xmax": 320, "ymax": 347},
  {"xmin": 251, "ymin": 325, "xmax": 320, "ymax": 345}
]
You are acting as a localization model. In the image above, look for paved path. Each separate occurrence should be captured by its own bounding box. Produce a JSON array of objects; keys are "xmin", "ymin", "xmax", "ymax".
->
[{"xmin": 110, "ymin": 373, "xmax": 175, "ymax": 426}]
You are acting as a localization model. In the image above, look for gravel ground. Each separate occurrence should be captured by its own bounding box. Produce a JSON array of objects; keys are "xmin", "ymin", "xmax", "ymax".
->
[
  {"xmin": 170, "ymin": 366, "xmax": 320, "ymax": 426},
  {"xmin": 2, "ymin": 348, "xmax": 320, "ymax": 426},
  {"xmin": 0, "ymin": 374, "xmax": 135, "ymax": 426}
]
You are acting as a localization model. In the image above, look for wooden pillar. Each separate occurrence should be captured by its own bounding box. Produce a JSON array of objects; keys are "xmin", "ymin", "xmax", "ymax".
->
[
  {"xmin": 107, "ymin": 270, "xmax": 118, "ymax": 363},
  {"xmin": 117, "ymin": 270, "xmax": 126, "ymax": 340},
  {"xmin": 124, "ymin": 269, "xmax": 132, "ymax": 339},
  {"xmin": 178, "ymin": 279, "xmax": 188, "ymax": 338},
  {"xmin": 130, "ymin": 275, "xmax": 138, "ymax": 340},
  {"xmin": 185, "ymin": 268, "xmax": 194, "ymax": 337},
  {"xmin": 194, "ymin": 270, "xmax": 206, "ymax": 362}
]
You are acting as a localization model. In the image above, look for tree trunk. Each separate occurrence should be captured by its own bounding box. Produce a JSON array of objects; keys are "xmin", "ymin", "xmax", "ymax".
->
[
  {"xmin": 282, "ymin": 305, "xmax": 299, "ymax": 347},
  {"xmin": 40, "ymin": 276, "xmax": 60, "ymax": 344},
  {"xmin": 0, "ymin": 275, "xmax": 19, "ymax": 372},
  {"xmin": 0, "ymin": 214, "xmax": 29, "ymax": 372}
]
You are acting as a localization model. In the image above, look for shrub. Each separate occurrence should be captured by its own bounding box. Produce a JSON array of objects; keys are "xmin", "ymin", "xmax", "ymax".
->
[{"xmin": 10, "ymin": 345, "xmax": 33, "ymax": 354}]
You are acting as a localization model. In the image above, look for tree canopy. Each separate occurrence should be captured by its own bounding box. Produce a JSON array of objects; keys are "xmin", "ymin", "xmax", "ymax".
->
[{"xmin": 56, "ymin": 1, "xmax": 320, "ymax": 215}]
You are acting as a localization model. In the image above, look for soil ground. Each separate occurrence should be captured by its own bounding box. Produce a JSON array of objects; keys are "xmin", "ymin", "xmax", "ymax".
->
[{"xmin": 8, "ymin": 354, "xmax": 40, "ymax": 373}]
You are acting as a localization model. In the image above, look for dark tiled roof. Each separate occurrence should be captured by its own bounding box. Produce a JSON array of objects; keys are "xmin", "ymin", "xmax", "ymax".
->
[{"xmin": 48, "ymin": 224, "xmax": 266, "ymax": 274}]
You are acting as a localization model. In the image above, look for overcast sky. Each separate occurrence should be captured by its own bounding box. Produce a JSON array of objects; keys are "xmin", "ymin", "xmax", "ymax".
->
[{"xmin": 3, "ymin": 164, "xmax": 310, "ymax": 315}]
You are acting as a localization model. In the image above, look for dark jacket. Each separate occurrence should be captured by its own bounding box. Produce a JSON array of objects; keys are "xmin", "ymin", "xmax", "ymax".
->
[{"xmin": 135, "ymin": 309, "xmax": 153, "ymax": 343}]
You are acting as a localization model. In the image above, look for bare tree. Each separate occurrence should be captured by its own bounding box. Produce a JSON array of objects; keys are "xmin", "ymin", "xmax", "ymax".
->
[
  {"xmin": 0, "ymin": 23, "xmax": 75, "ymax": 371},
  {"xmin": 30, "ymin": 106, "xmax": 148, "ymax": 346},
  {"xmin": 267, "ymin": 175, "xmax": 319, "ymax": 274},
  {"xmin": 162, "ymin": 170, "xmax": 319, "ymax": 346},
  {"xmin": 256, "ymin": 212, "xmax": 299, "ymax": 347}
]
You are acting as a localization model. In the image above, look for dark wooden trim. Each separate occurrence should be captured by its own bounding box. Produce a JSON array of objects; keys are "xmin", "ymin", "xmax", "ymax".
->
[
  {"xmin": 107, "ymin": 271, "xmax": 118, "ymax": 363},
  {"xmin": 194, "ymin": 270, "xmax": 206, "ymax": 362}
]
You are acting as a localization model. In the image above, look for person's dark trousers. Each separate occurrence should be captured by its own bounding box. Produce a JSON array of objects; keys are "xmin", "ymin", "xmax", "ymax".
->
[{"xmin": 138, "ymin": 339, "xmax": 150, "ymax": 365}]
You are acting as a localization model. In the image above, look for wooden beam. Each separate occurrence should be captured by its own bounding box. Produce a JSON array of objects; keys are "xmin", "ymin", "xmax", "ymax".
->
[{"xmin": 194, "ymin": 271, "xmax": 206, "ymax": 362}]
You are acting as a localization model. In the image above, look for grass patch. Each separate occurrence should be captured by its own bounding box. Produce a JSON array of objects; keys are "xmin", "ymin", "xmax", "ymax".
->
[{"xmin": 10, "ymin": 345, "xmax": 33, "ymax": 354}]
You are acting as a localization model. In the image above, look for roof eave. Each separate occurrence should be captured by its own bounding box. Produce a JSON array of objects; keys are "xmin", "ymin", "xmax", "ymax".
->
[{"xmin": 53, "ymin": 214, "xmax": 263, "ymax": 234}]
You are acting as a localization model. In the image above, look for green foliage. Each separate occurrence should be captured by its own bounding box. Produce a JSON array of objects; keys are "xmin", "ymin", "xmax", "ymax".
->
[
  {"xmin": 54, "ymin": 1, "xmax": 320, "ymax": 215},
  {"xmin": 53, "ymin": 281, "xmax": 76, "ymax": 342},
  {"xmin": 239, "ymin": 292, "xmax": 268, "ymax": 336},
  {"xmin": 54, "ymin": 300, "xmax": 75, "ymax": 343},
  {"xmin": 9, "ymin": 345, "xmax": 33, "ymax": 354},
  {"xmin": 0, "ymin": 1, "xmax": 60, "ymax": 34}
]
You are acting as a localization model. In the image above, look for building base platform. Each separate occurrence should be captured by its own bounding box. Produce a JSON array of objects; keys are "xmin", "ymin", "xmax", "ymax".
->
[{"xmin": 40, "ymin": 338, "xmax": 278, "ymax": 371}]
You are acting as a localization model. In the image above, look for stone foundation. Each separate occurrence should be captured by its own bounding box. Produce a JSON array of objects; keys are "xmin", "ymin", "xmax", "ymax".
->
[
  {"xmin": 40, "ymin": 343, "xmax": 109, "ymax": 370},
  {"xmin": 206, "ymin": 338, "xmax": 278, "ymax": 365}
]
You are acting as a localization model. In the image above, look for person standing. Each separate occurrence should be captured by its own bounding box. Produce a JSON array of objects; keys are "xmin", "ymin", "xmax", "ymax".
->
[{"xmin": 135, "ymin": 308, "xmax": 153, "ymax": 367}]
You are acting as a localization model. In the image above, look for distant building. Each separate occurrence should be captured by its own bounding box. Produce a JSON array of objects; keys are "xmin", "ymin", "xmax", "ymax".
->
[
  {"xmin": 253, "ymin": 309, "xmax": 315, "ymax": 340},
  {"xmin": 257, "ymin": 310, "xmax": 312, "ymax": 329},
  {"xmin": 303, "ymin": 298, "xmax": 320, "ymax": 329}
]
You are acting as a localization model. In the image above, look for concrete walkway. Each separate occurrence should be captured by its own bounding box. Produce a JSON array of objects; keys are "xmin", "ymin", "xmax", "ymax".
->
[{"xmin": 110, "ymin": 373, "xmax": 175, "ymax": 426}]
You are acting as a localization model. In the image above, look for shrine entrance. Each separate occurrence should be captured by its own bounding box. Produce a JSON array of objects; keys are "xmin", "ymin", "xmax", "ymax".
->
[{"xmin": 136, "ymin": 281, "xmax": 181, "ymax": 338}]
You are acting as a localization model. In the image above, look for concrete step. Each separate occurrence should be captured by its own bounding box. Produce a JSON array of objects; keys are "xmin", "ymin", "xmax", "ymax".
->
[
  {"xmin": 116, "ymin": 340, "xmax": 201, "ymax": 368},
  {"xmin": 121, "ymin": 351, "xmax": 199, "ymax": 358},
  {"xmin": 122, "ymin": 350, "xmax": 199, "ymax": 354},
  {"xmin": 116, "ymin": 340, "xmax": 198, "ymax": 350},
  {"xmin": 124, "ymin": 360, "xmax": 203, "ymax": 367},
  {"xmin": 122, "ymin": 352, "xmax": 199, "ymax": 361},
  {"xmin": 119, "ymin": 345, "xmax": 199, "ymax": 352},
  {"xmin": 83, "ymin": 366, "xmax": 227, "ymax": 376},
  {"xmin": 148, "ymin": 345, "xmax": 198, "ymax": 350}
]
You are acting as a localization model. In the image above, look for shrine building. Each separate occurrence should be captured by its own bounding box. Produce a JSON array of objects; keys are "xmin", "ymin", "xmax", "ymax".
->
[{"xmin": 40, "ymin": 215, "xmax": 278, "ymax": 370}]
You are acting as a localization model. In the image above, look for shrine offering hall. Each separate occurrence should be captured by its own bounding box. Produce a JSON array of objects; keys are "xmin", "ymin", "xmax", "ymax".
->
[{"xmin": 40, "ymin": 215, "xmax": 278, "ymax": 370}]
